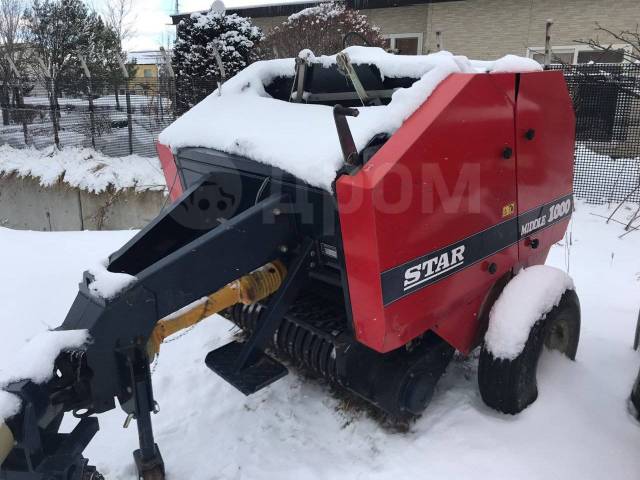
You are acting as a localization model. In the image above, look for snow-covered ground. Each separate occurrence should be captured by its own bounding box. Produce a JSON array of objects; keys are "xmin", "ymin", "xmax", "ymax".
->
[{"xmin": 0, "ymin": 201, "xmax": 639, "ymax": 479}]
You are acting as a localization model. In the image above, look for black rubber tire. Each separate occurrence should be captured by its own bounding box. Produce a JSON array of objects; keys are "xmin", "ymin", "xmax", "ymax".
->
[
  {"xmin": 478, "ymin": 289, "xmax": 581, "ymax": 415},
  {"xmin": 544, "ymin": 289, "xmax": 581, "ymax": 360}
]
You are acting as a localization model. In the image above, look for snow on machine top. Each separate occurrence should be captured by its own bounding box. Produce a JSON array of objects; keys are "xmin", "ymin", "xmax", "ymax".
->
[{"xmin": 158, "ymin": 46, "xmax": 541, "ymax": 191}]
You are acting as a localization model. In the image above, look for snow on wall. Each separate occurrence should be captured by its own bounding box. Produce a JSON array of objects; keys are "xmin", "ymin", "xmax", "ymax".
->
[
  {"xmin": 0, "ymin": 329, "xmax": 90, "ymax": 424},
  {"xmin": 0, "ymin": 145, "xmax": 167, "ymax": 194},
  {"xmin": 159, "ymin": 46, "xmax": 541, "ymax": 191},
  {"xmin": 485, "ymin": 265, "xmax": 575, "ymax": 360}
]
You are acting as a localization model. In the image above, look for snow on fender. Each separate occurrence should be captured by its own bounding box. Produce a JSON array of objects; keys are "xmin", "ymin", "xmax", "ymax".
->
[
  {"xmin": 485, "ymin": 265, "xmax": 575, "ymax": 360},
  {"xmin": 478, "ymin": 265, "xmax": 581, "ymax": 415}
]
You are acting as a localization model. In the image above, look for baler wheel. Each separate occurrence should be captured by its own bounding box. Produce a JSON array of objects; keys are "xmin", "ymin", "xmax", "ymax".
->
[
  {"xmin": 478, "ymin": 289, "xmax": 581, "ymax": 415},
  {"xmin": 544, "ymin": 289, "xmax": 580, "ymax": 360}
]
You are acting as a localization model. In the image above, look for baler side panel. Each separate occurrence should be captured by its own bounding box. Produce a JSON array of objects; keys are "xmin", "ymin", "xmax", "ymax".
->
[
  {"xmin": 515, "ymin": 71, "xmax": 576, "ymax": 265},
  {"xmin": 338, "ymin": 73, "xmax": 519, "ymax": 353},
  {"xmin": 336, "ymin": 76, "xmax": 475, "ymax": 350},
  {"xmin": 157, "ymin": 142, "xmax": 184, "ymax": 201}
]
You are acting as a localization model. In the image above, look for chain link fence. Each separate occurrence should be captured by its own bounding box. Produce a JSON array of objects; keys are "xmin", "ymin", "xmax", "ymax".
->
[
  {"xmin": 0, "ymin": 75, "xmax": 217, "ymax": 157},
  {"xmin": 1, "ymin": 64, "xmax": 639, "ymax": 205},
  {"xmin": 552, "ymin": 63, "xmax": 640, "ymax": 204}
]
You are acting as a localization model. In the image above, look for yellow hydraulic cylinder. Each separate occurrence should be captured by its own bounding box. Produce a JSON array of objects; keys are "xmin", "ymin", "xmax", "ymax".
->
[
  {"xmin": 0, "ymin": 422, "xmax": 14, "ymax": 466},
  {"xmin": 147, "ymin": 261, "xmax": 287, "ymax": 359}
]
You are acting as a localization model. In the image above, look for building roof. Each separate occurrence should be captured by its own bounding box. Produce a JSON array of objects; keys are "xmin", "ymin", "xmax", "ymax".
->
[
  {"xmin": 127, "ymin": 50, "xmax": 172, "ymax": 65},
  {"xmin": 171, "ymin": 0, "xmax": 458, "ymax": 23}
]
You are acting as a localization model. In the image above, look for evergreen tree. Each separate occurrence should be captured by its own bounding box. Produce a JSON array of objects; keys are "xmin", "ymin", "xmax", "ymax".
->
[
  {"xmin": 24, "ymin": 0, "xmax": 127, "ymax": 145},
  {"xmin": 173, "ymin": 9, "xmax": 263, "ymax": 112},
  {"xmin": 25, "ymin": 0, "xmax": 93, "ymax": 82},
  {"xmin": 24, "ymin": 0, "xmax": 123, "ymax": 96}
]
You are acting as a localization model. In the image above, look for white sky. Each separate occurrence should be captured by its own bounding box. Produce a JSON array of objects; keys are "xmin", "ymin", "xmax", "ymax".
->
[{"xmin": 90, "ymin": 0, "xmax": 307, "ymax": 51}]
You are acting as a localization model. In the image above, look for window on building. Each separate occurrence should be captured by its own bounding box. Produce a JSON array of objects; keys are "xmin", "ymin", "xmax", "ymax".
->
[
  {"xmin": 530, "ymin": 49, "xmax": 575, "ymax": 65},
  {"xmin": 528, "ymin": 45, "xmax": 629, "ymax": 65},
  {"xmin": 576, "ymin": 49, "xmax": 625, "ymax": 64},
  {"xmin": 143, "ymin": 68, "xmax": 153, "ymax": 78},
  {"xmin": 383, "ymin": 33, "xmax": 423, "ymax": 55}
]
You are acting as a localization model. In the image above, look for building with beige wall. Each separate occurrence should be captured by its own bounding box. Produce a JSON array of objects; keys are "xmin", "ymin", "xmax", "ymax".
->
[{"xmin": 173, "ymin": 0, "xmax": 639, "ymax": 63}]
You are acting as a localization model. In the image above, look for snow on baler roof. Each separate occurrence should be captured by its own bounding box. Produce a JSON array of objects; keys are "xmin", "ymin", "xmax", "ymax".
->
[{"xmin": 159, "ymin": 47, "xmax": 541, "ymax": 191}]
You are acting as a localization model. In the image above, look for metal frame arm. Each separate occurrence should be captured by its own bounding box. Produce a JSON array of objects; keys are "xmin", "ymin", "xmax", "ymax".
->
[{"xmin": 1, "ymin": 192, "xmax": 299, "ymax": 480}]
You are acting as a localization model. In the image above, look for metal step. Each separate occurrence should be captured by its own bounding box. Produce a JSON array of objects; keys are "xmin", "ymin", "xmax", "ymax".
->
[{"xmin": 205, "ymin": 341, "xmax": 288, "ymax": 395}]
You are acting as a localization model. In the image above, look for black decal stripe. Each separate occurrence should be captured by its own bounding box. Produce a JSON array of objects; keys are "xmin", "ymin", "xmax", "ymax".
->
[
  {"xmin": 517, "ymin": 193, "xmax": 573, "ymax": 238},
  {"xmin": 380, "ymin": 194, "xmax": 573, "ymax": 306}
]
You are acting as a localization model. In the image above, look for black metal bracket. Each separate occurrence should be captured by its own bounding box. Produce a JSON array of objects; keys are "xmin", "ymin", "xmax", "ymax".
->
[
  {"xmin": 235, "ymin": 238, "xmax": 313, "ymax": 371},
  {"xmin": 205, "ymin": 239, "xmax": 314, "ymax": 394},
  {"xmin": 124, "ymin": 348, "xmax": 165, "ymax": 480},
  {"xmin": 1, "ymin": 381, "xmax": 99, "ymax": 480},
  {"xmin": 1, "ymin": 191, "xmax": 299, "ymax": 479}
]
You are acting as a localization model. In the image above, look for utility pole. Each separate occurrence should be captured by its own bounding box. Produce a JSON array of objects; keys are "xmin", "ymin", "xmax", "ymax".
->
[
  {"xmin": 544, "ymin": 19, "xmax": 554, "ymax": 69},
  {"xmin": 117, "ymin": 54, "xmax": 134, "ymax": 155},
  {"xmin": 174, "ymin": 0, "xmax": 179, "ymax": 14},
  {"xmin": 78, "ymin": 54, "xmax": 96, "ymax": 150}
]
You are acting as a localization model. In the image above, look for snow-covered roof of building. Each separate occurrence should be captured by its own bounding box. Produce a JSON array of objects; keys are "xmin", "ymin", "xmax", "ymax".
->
[{"xmin": 159, "ymin": 47, "xmax": 541, "ymax": 191}]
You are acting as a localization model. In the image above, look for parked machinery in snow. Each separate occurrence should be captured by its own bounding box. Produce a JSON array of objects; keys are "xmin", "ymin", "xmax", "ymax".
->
[{"xmin": 0, "ymin": 48, "xmax": 580, "ymax": 479}]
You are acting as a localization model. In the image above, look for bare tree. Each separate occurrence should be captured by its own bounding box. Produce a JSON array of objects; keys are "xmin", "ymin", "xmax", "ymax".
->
[
  {"xmin": 576, "ymin": 23, "xmax": 640, "ymax": 63},
  {"xmin": 24, "ymin": 0, "xmax": 120, "ymax": 148},
  {"xmin": 0, "ymin": 0, "xmax": 23, "ymax": 48},
  {"xmin": 103, "ymin": 0, "xmax": 135, "ymax": 50},
  {"xmin": 102, "ymin": 0, "xmax": 136, "ymax": 109}
]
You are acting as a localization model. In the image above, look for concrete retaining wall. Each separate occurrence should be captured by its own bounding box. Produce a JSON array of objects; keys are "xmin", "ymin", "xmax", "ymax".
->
[{"xmin": 0, "ymin": 175, "xmax": 165, "ymax": 231}]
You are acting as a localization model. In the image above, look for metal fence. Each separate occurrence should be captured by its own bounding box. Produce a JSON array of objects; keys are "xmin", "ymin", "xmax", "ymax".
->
[
  {"xmin": 553, "ymin": 63, "xmax": 640, "ymax": 204},
  {"xmin": 0, "ymin": 76, "xmax": 217, "ymax": 157},
  {"xmin": 1, "ymin": 65, "xmax": 639, "ymax": 204}
]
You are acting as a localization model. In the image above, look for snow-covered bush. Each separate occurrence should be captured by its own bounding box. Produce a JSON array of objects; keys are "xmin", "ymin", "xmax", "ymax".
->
[
  {"xmin": 263, "ymin": 2, "xmax": 385, "ymax": 58},
  {"xmin": 173, "ymin": 9, "xmax": 263, "ymax": 112}
]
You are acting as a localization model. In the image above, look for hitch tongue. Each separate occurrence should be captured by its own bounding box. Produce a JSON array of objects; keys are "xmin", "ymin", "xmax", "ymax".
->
[
  {"xmin": 147, "ymin": 261, "xmax": 287, "ymax": 359},
  {"xmin": 0, "ymin": 422, "xmax": 14, "ymax": 466}
]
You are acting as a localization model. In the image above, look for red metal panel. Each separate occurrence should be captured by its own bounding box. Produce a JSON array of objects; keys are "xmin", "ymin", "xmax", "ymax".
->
[
  {"xmin": 337, "ymin": 73, "xmax": 519, "ymax": 353},
  {"xmin": 156, "ymin": 142, "xmax": 184, "ymax": 201},
  {"xmin": 515, "ymin": 72, "xmax": 575, "ymax": 264}
]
